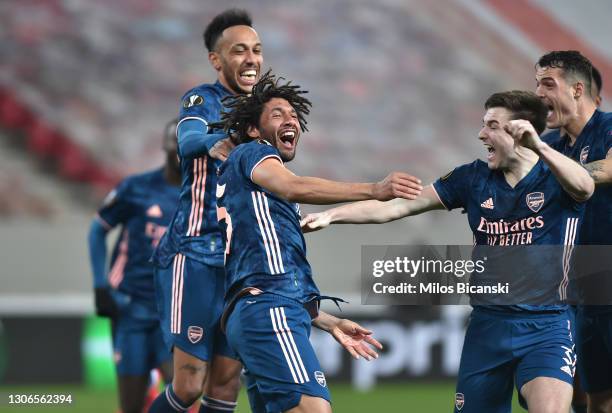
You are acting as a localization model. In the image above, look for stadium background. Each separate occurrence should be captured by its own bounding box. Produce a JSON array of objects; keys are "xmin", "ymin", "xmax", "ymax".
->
[{"xmin": 0, "ymin": 0, "xmax": 611, "ymax": 411}]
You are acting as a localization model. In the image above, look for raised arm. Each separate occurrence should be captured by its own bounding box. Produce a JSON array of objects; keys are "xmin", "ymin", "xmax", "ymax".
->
[
  {"xmin": 506, "ymin": 120, "xmax": 594, "ymax": 202},
  {"xmin": 251, "ymin": 158, "xmax": 423, "ymax": 204},
  {"xmin": 301, "ymin": 185, "xmax": 444, "ymax": 232}
]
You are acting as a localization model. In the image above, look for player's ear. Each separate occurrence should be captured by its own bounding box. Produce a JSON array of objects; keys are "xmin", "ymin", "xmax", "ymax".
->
[
  {"xmin": 247, "ymin": 125, "xmax": 260, "ymax": 139},
  {"xmin": 573, "ymin": 81, "xmax": 585, "ymax": 99},
  {"xmin": 209, "ymin": 52, "xmax": 222, "ymax": 72}
]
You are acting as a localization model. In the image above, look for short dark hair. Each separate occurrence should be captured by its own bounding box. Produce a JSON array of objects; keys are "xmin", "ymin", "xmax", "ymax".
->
[
  {"xmin": 536, "ymin": 50, "xmax": 593, "ymax": 93},
  {"xmin": 203, "ymin": 9, "xmax": 252, "ymax": 52},
  {"xmin": 592, "ymin": 65, "xmax": 602, "ymax": 95},
  {"xmin": 217, "ymin": 70, "xmax": 311, "ymax": 144},
  {"xmin": 485, "ymin": 90, "xmax": 548, "ymax": 135}
]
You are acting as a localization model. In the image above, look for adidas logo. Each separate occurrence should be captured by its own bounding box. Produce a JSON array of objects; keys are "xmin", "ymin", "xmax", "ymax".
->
[{"xmin": 480, "ymin": 198, "xmax": 494, "ymax": 209}]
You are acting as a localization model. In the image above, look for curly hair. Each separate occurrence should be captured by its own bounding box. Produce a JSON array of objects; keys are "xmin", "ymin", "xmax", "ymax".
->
[{"xmin": 215, "ymin": 70, "xmax": 312, "ymax": 144}]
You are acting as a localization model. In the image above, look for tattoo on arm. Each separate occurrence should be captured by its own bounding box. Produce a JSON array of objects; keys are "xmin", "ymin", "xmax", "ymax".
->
[{"xmin": 585, "ymin": 161, "xmax": 605, "ymax": 183}]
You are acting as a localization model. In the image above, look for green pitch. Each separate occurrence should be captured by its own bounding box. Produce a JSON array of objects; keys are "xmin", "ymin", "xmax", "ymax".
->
[{"xmin": 0, "ymin": 383, "xmax": 527, "ymax": 412}]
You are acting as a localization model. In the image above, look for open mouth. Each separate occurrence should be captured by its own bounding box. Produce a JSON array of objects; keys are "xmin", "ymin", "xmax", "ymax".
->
[
  {"xmin": 279, "ymin": 129, "xmax": 296, "ymax": 150},
  {"xmin": 484, "ymin": 144, "xmax": 495, "ymax": 161},
  {"xmin": 239, "ymin": 69, "xmax": 257, "ymax": 85}
]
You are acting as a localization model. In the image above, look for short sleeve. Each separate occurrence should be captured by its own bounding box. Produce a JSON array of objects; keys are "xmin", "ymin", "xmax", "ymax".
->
[
  {"xmin": 97, "ymin": 179, "xmax": 133, "ymax": 229},
  {"xmin": 432, "ymin": 161, "xmax": 478, "ymax": 210},
  {"xmin": 178, "ymin": 88, "xmax": 219, "ymax": 124},
  {"xmin": 238, "ymin": 141, "xmax": 283, "ymax": 182}
]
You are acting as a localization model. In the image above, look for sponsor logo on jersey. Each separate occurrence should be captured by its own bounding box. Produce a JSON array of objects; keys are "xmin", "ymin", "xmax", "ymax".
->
[
  {"xmin": 146, "ymin": 204, "xmax": 163, "ymax": 218},
  {"xmin": 314, "ymin": 371, "xmax": 326, "ymax": 387},
  {"xmin": 183, "ymin": 94, "xmax": 204, "ymax": 108},
  {"xmin": 580, "ymin": 146, "xmax": 590, "ymax": 165},
  {"xmin": 455, "ymin": 393, "xmax": 464, "ymax": 410},
  {"xmin": 480, "ymin": 197, "xmax": 494, "ymax": 210},
  {"xmin": 187, "ymin": 326, "xmax": 204, "ymax": 344},
  {"xmin": 526, "ymin": 192, "xmax": 545, "ymax": 213}
]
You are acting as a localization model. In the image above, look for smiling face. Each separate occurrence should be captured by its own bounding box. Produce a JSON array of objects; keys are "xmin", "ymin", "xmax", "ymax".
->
[
  {"xmin": 249, "ymin": 97, "xmax": 301, "ymax": 162},
  {"xmin": 210, "ymin": 25, "xmax": 262, "ymax": 94},
  {"xmin": 478, "ymin": 107, "xmax": 517, "ymax": 171},
  {"xmin": 535, "ymin": 66, "xmax": 581, "ymax": 129}
]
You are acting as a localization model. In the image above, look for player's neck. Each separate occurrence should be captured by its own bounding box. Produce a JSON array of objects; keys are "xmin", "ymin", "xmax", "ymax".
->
[
  {"xmin": 564, "ymin": 103, "xmax": 597, "ymax": 144},
  {"xmin": 503, "ymin": 151, "xmax": 538, "ymax": 188}
]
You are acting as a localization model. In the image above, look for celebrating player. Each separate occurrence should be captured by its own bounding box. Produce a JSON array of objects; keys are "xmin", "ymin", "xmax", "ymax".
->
[
  {"xmin": 302, "ymin": 90, "xmax": 595, "ymax": 413},
  {"xmin": 535, "ymin": 50, "xmax": 612, "ymax": 413},
  {"xmin": 149, "ymin": 9, "xmax": 260, "ymax": 413},
  {"xmin": 88, "ymin": 118, "xmax": 180, "ymax": 413},
  {"xmin": 215, "ymin": 71, "xmax": 422, "ymax": 413}
]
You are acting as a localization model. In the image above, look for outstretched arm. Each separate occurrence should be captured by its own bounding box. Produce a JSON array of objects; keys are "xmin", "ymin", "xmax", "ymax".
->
[
  {"xmin": 584, "ymin": 154, "xmax": 612, "ymax": 185},
  {"xmin": 251, "ymin": 158, "xmax": 423, "ymax": 204},
  {"xmin": 505, "ymin": 120, "xmax": 594, "ymax": 202},
  {"xmin": 301, "ymin": 185, "xmax": 444, "ymax": 232},
  {"xmin": 312, "ymin": 311, "xmax": 383, "ymax": 361}
]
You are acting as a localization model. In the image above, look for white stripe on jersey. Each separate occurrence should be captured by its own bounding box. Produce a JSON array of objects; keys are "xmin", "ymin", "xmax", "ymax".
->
[
  {"xmin": 252, "ymin": 192, "xmax": 276, "ymax": 273},
  {"xmin": 261, "ymin": 193, "xmax": 285, "ymax": 273},
  {"xmin": 255, "ymin": 192, "xmax": 283, "ymax": 273},
  {"xmin": 560, "ymin": 218, "xmax": 578, "ymax": 300}
]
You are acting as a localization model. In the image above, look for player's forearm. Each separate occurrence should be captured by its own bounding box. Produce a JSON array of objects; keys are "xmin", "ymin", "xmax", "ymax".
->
[
  {"xmin": 311, "ymin": 310, "xmax": 339, "ymax": 332},
  {"xmin": 325, "ymin": 199, "xmax": 403, "ymax": 224},
  {"xmin": 177, "ymin": 118, "xmax": 225, "ymax": 158},
  {"xmin": 535, "ymin": 143, "xmax": 594, "ymax": 201},
  {"xmin": 88, "ymin": 220, "xmax": 109, "ymax": 288},
  {"xmin": 584, "ymin": 159, "xmax": 612, "ymax": 185},
  {"xmin": 283, "ymin": 176, "xmax": 376, "ymax": 204}
]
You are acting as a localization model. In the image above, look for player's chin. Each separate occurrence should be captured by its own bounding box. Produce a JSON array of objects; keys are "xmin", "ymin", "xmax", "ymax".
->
[{"xmin": 279, "ymin": 149, "xmax": 296, "ymax": 162}]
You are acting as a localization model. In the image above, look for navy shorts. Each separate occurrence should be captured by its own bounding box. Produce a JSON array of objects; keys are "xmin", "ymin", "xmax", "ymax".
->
[
  {"xmin": 226, "ymin": 293, "xmax": 330, "ymax": 413},
  {"xmin": 454, "ymin": 307, "xmax": 575, "ymax": 413},
  {"xmin": 112, "ymin": 317, "xmax": 171, "ymax": 376},
  {"xmin": 575, "ymin": 307, "xmax": 612, "ymax": 393},
  {"xmin": 155, "ymin": 253, "xmax": 234, "ymax": 362}
]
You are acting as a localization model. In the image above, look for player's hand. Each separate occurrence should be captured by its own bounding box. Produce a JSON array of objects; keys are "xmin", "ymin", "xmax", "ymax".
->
[
  {"xmin": 373, "ymin": 172, "xmax": 422, "ymax": 201},
  {"xmin": 209, "ymin": 137, "xmax": 236, "ymax": 162},
  {"xmin": 300, "ymin": 212, "xmax": 331, "ymax": 233},
  {"xmin": 330, "ymin": 319, "xmax": 383, "ymax": 361},
  {"xmin": 94, "ymin": 287, "xmax": 119, "ymax": 319},
  {"xmin": 504, "ymin": 120, "xmax": 544, "ymax": 152}
]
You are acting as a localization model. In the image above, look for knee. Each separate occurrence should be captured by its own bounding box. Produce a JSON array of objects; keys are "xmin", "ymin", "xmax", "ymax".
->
[{"xmin": 207, "ymin": 372, "xmax": 241, "ymax": 401}]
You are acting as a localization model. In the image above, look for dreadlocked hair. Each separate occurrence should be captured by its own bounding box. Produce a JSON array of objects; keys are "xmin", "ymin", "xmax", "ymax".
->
[{"xmin": 215, "ymin": 69, "xmax": 311, "ymax": 145}]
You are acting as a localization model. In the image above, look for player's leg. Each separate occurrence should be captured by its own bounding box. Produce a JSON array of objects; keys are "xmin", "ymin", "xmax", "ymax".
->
[
  {"xmin": 150, "ymin": 255, "xmax": 218, "ymax": 412},
  {"xmin": 199, "ymin": 355, "xmax": 241, "ymax": 413},
  {"xmin": 516, "ymin": 311, "xmax": 575, "ymax": 413},
  {"xmin": 225, "ymin": 293, "xmax": 331, "ymax": 413},
  {"xmin": 285, "ymin": 395, "xmax": 332, "ymax": 413},
  {"xmin": 519, "ymin": 377, "xmax": 572, "ymax": 413},
  {"xmin": 113, "ymin": 321, "xmax": 153, "ymax": 413},
  {"xmin": 578, "ymin": 311, "xmax": 612, "ymax": 413},
  {"xmin": 453, "ymin": 309, "xmax": 514, "ymax": 413}
]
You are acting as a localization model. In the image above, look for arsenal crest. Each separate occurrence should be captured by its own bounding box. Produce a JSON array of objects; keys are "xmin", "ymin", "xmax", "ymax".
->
[
  {"xmin": 314, "ymin": 371, "xmax": 326, "ymax": 387},
  {"xmin": 455, "ymin": 393, "xmax": 464, "ymax": 410},
  {"xmin": 580, "ymin": 146, "xmax": 590, "ymax": 165},
  {"xmin": 526, "ymin": 192, "xmax": 545, "ymax": 213},
  {"xmin": 187, "ymin": 326, "xmax": 204, "ymax": 344}
]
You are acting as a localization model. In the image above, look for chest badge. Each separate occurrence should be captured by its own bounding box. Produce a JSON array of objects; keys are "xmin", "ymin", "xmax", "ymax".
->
[
  {"xmin": 526, "ymin": 192, "xmax": 545, "ymax": 213},
  {"xmin": 480, "ymin": 197, "xmax": 494, "ymax": 210},
  {"xmin": 579, "ymin": 146, "xmax": 590, "ymax": 165}
]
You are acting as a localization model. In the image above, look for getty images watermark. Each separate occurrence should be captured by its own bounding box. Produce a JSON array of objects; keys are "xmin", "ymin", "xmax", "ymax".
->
[{"xmin": 361, "ymin": 245, "xmax": 612, "ymax": 306}]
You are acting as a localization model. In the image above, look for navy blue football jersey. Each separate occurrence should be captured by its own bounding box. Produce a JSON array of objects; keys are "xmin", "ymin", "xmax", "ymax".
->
[
  {"xmin": 545, "ymin": 110, "xmax": 612, "ymax": 313},
  {"xmin": 216, "ymin": 140, "xmax": 319, "ymax": 302},
  {"xmin": 433, "ymin": 159, "xmax": 585, "ymax": 311},
  {"xmin": 98, "ymin": 168, "xmax": 180, "ymax": 315},
  {"xmin": 544, "ymin": 110, "xmax": 612, "ymax": 245},
  {"xmin": 153, "ymin": 81, "xmax": 231, "ymax": 268}
]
